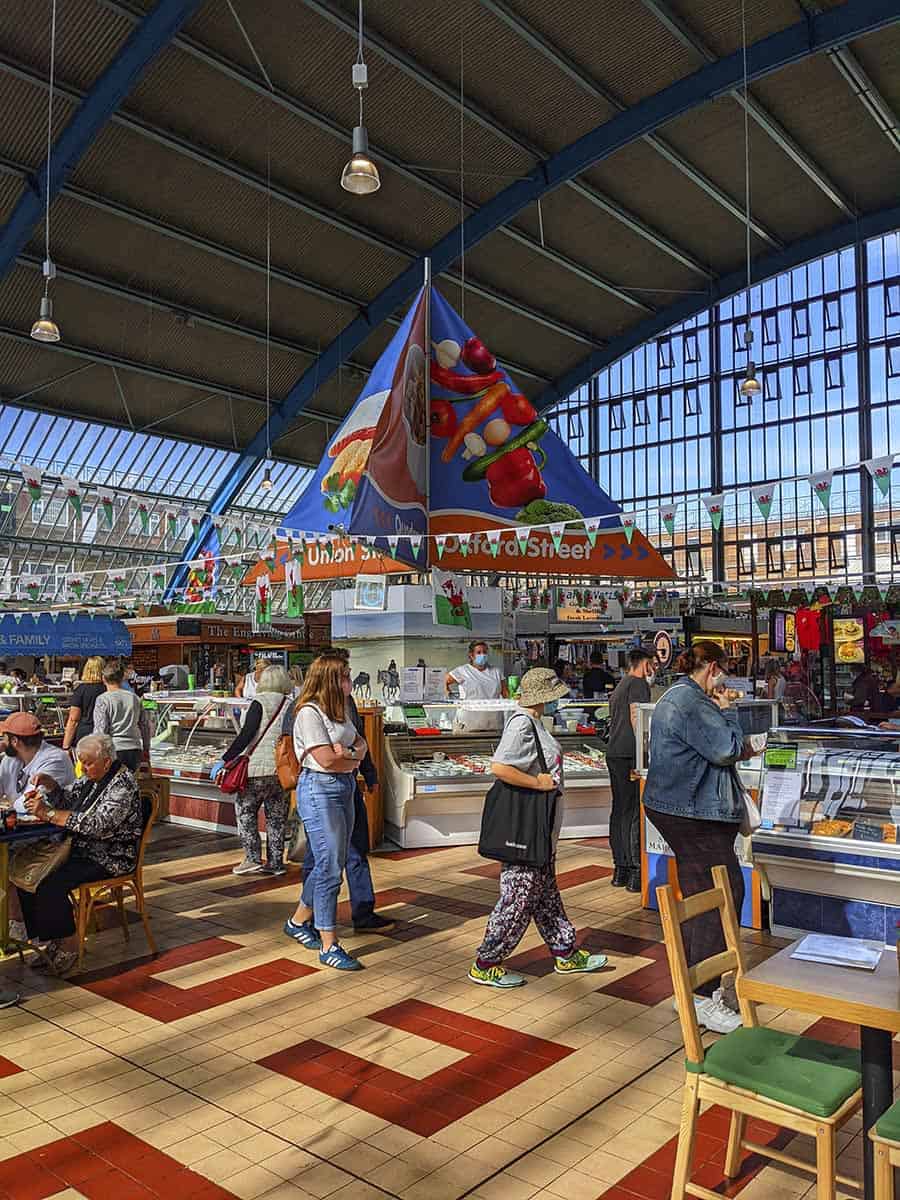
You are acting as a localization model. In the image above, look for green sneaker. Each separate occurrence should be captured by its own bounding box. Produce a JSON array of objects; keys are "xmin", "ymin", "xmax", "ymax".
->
[
  {"xmin": 554, "ymin": 948, "xmax": 608, "ymax": 974},
  {"xmin": 468, "ymin": 963, "xmax": 526, "ymax": 988}
]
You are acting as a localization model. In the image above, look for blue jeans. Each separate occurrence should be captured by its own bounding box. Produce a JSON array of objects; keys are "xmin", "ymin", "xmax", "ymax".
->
[
  {"xmin": 303, "ymin": 784, "xmax": 375, "ymax": 923},
  {"xmin": 298, "ymin": 770, "xmax": 355, "ymax": 932}
]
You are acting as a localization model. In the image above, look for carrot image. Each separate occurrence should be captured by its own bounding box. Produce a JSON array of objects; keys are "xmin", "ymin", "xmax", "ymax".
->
[{"xmin": 441, "ymin": 382, "xmax": 509, "ymax": 463}]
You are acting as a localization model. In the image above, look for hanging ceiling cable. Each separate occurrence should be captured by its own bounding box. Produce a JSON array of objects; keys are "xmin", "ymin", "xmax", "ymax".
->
[
  {"xmin": 739, "ymin": 0, "xmax": 760, "ymax": 399},
  {"xmin": 30, "ymin": 0, "xmax": 61, "ymax": 344}
]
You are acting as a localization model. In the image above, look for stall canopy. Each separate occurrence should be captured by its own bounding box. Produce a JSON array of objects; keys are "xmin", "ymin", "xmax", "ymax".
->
[
  {"xmin": 279, "ymin": 284, "xmax": 672, "ymax": 581},
  {"xmin": 0, "ymin": 613, "xmax": 131, "ymax": 657}
]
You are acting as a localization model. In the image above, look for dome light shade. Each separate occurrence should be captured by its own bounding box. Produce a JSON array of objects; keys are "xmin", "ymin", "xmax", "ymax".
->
[
  {"xmin": 261, "ymin": 465, "xmax": 273, "ymax": 491},
  {"xmin": 341, "ymin": 125, "xmax": 380, "ymax": 194},
  {"xmin": 740, "ymin": 362, "xmax": 761, "ymax": 396},
  {"xmin": 30, "ymin": 295, "xmax": 60, "ymax": 343}
]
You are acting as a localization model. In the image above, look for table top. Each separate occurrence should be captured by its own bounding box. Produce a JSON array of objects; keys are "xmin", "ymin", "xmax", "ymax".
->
[
  {"xmin": 739, "ymin": 940, "xmax": 900, "ymax": 1034},
  {"xmin": 0, "ymin": 821, "xmax": 59, "ymax": 844}
]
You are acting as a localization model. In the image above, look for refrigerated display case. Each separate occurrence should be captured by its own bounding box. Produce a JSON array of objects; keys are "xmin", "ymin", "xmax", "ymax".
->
[
  {"xmin": 382, "ymin": 700, "xmax": 610, "ymax": 847},
  {"xmin": 751, "ymin": 724, "xmax": 900, "ymax": 945},
  {"xmin": 0, "ymin": 691, "xmax": 72, "ymax": 743},
  {"xmin": 634, "ymin": 698, "xmax": 780, "ymax": 928}
]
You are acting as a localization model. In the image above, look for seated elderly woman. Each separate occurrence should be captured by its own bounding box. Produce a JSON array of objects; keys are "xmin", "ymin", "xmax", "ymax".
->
[{"xmin": 14, "ymin": 732, "xmax": 145, "ymax": 976}]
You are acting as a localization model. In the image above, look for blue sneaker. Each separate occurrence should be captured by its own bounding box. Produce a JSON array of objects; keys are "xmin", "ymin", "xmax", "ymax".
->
[
  {"xmin": 319, "ymin": 943, "xmax": 363, "ymax": 971},
  {"xmin": 283, "ymin": 918, "xmax": 321, "ymax": 950}
]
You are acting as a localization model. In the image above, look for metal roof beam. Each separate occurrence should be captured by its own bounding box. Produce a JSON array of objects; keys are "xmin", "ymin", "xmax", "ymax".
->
[
  {"xmin": 480, "ymin": 0, "xmax": 781, "ymax": 248},
  {"xmin": 0, "ymin": 0, "xmax": 205, "ymax": 284},
  {"xmin": 0, "ymin": 57, "xmax": 600, "ymax": 350},
  {"xmin": 535, "ymin": 200, "xmax": 900, "ymax": 412},
  {"xmin": 95, "ymin": 0, "xmax": 652, "ymax": 315},
  {"xmin": 303, "ymin": 0, "xmax": 711, "ymax": 278},
  {"xmin": 640, "ymin": 0, "xmax": 857, "ymax": 216},
  {"xmin": 169, "ymin": 0, "xmax": 900, "ymax": 598}
]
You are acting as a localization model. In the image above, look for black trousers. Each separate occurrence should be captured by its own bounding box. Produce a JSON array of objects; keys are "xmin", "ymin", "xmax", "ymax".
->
[
  {"xmin": 17, "ymin": 857, "xmax": 107, "ymax": 941},
  {"xmin": 647, "ymin": 810, "xmax": 744, "ymax": 998},
  {"xmin": 606, "ymin": 756, "xmax": 640, "ymax": 869},
  {"xmin": 117, "ymin": 750, "xmax": 141, "ymax": 771}
]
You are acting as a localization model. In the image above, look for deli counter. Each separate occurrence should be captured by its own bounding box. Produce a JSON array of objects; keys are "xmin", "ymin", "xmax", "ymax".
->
[
  {"xmin": 635, "ymin": 698, "xmax": 780, "ymax": 929},
  {"xmin": 382, "ymin": 700, "xmax": 611, "ymax": 848},
  {"xmin": 752, "ymin": 725, "xmax": 900, "ymax": 946},
  {"xmin": 0, "ymin": 691, "xmax": 72, "ymax": 743}
]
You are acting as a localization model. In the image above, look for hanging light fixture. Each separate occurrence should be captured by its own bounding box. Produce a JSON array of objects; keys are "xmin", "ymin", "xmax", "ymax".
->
[
  {"xmin": 261, "ymin": 464, "xmax": 273, "ymax": 491},
  {"xmin": 737, "ymin": 0, "xmax": 759, "ymax": 401},
  {"xmin": 740, "ymin": 328, "xmax": 761, "ymax": 397},
  {"xmin": 31, "ymin": 0, "xmax": 60, "ymax": 344},
  {"xmin": 341, "ymin": 0, "xmax": 380, "ymax": 194}
]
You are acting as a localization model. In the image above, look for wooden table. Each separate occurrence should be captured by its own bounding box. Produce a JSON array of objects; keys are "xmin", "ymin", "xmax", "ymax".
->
[{"xmin": 740, "ymin": 941, "xmax": 900, "ymax": 1200}]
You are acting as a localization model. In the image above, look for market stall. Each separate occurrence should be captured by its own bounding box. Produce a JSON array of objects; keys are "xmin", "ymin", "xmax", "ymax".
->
[{"xmin": 0, "ymin": 611, "xmax": 131, "ymax": 672}]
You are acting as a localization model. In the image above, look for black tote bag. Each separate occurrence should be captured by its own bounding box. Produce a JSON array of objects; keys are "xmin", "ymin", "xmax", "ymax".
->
[{"xmin": 478, "ymin": 719, "xmax": 557, "ymax": 869}]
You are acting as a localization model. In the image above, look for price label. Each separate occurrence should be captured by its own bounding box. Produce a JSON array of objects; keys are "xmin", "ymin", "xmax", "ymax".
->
[{"xmin": 765, "ymin": 744, "xmax": 798, "ymax": 770}]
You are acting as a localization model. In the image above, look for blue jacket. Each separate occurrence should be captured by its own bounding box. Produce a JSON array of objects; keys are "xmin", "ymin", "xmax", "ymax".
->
[{"xmin": 643, "ymin": 678, "xmax": 746, "ymax": 822}]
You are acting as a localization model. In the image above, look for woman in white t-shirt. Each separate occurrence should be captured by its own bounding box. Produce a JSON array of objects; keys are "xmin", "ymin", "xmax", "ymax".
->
[
  {"xmin": 284, "ymin": 652, "xmax": 367, "ymax": 971},
  {"xmin": 446, "ymin": 640, "xmax": 507, "ymax": 733},
  {"xmin": 469, "ymin": 668, "xmax": 609, "ymax": 989}
]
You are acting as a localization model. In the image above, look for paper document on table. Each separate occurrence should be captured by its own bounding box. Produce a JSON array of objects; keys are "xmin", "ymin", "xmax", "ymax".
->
[
  {"xmin": 790, "ymin": 934, "xmax": 883, "ymax": 970},
  {"xmin": 760, "ymin": 769, "xmax": 802, "ymax": 828}
]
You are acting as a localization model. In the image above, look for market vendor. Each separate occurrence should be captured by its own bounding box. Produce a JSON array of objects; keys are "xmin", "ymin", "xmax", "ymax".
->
[
  {"xmin": 0, "ymin": 712, "xmax": 74, "ymax": 808},
  {"xmin": 446, "ymin": 641, "xmax": 507, "ymax": 732},
  {"xmin": 846, "ymin": 663, "xmax": 880, "ymax": 712}
]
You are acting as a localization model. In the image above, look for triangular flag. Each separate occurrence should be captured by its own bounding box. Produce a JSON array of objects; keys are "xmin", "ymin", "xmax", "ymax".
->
[
  {"xmin": 486, "ymin": 528, "xmax": 502, "ymax": 558},
  {"xmin": 166, "ymin": 510, "xmax": 178, "ymax": 539},
  {"xmin": 152, "ymin": 569, "xmax": 166, "ymax": 592},
  {"xmin": 67, "ymin": 576, "xmax": 85, "ymax": 600},
  {"xmin": 458, "ymin": 532, "xmax": 471, "ymax": 557},
  {"xmin": 583, "ymin": 516, "xmax": 601, "ymax": 548},
  {"xmin": 110, "ymin": 573, "xmax": 127, "ymax": 596},
  {"xmin": 190, "ymin": 509, "xmax": 204, "ymax": 536},
  {"xmin": 751, "ymin": 483, "xmax": 777, "ymax": 521},
  {"xmin": 255, "ymin": 573, "xmax": 271, "ymax": 624},
  {"xmin": 285, "ymin": 557, "xmax": 304, "ymax": 617},
  {"xmin": 435, "ymin": 534, "xmax": 448, "ymax": 560},
  {"xmin": 864, "ymin": 454, "xmax": 894, "ymax": 499},
  {"xmin": 22, "ymin": 577, "xmax": 41, "ymax": 601},
  {"xmin": 387, "ymin": 534, "xmax": 400, "ymax": 556},
  {"xmin": 659, "ymin": 503, "xmax": 678, "ymax": 536},
  {"xmin": 409, "ymin": 534, "xmax": 423, "ymax": 560},
  {"xmin": 189, "ymin": 558, "xmax": 207, "ymax": 585},
  {"xmin": 61, "ymin": 476, "xmax": 83, "ymax": 522},
  {"xmin": 137, "ymin": 502, "xmax": 151, "ymax": 534},
  {"xmin": 808, "ymin": 470, "xmax": 833, "ymax": 512},
  {"xmin": 621, "ymin": 515, "xmax": 637, "ymax": 543},
  {"xmin": 515, "ymin": 526, "xmax": 530, "ymax": 554},
  {"xmin": 702, "ymin": 493, "xmax": 725, "ymax": 530},
  {"xmin": 20, "ymin": 465, "xmax": 42, "ymax": 502},
  {"xmin": 228, "ymin": 557, "xmax": 246, "ymax": 581},
  {"xmin": 549, "ymin": 522, "xmax": 566, "ymax": 552},
  {"xmin": 97, "ymin": 489, "xmax": 115, "ymax": 529}
]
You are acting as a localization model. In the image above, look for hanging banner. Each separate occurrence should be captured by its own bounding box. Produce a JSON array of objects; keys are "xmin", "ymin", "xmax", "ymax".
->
[
  {"xmin": 152, "ymin": 569, "xmax": 166, "ymax": 593},
  {"xmin": 110, "ymin": 574, "xmax": 127, "ymax": 596},
  {"xmin": 19, "ymin": 465, "xmax": 42, "ymax": 502},
  {"xmin": 808, "ymin": 470, "xmax": 834, "ymax": 512},
  {"xmin": 432, "ymin": 567, "xmax": 472, "ymax": 629},
  {"xmin": 485, "ymin": 528, "xmax": 502, "ymax": 558},
  {"xmin": 751, "ymin": 484, "xmax": 776, "ymax": 521},
  {"xmin": 583, "ymin": 516, "xmax": 601, "ymax": 548},
  {"xmin": 255, "ymin": 573, "xmax": 272, "ymax": 625},
  {"xmin": 457, "ymin": 531, "xmax": 471, "ymax": 557},
  {"xmin": 61, "ymin": 477, "xmax": 83, "ymax": 522},
  {"xmin": 21, "ymin": 576, "xmax": 41, "ymax": 602},
  {"xmin": 659, "ymin": 503, "xmax": 678, "ymax": 536},
  {"xmin": 549, "ymin": 522, "xmax": 567, "ymax": 552},
  {"xmin": 284, "ymin": 556, "xmax": 304, "ymax": 618},
  {"xmin": 702, "ymin": 493, "xmax": 725, "ymax": 530},
  {"xmin": 97, "ymin": 489, "xmax": 115, "ymax": 529},
  {"xmin": 864, "ymin": 455, "xmax": 894, "ymax": 499},
  {"xmin": 67, "ymin": 576, "xmax": 86, "ymax": 601},
  {"xmin": 137, "ymin": 502, "xmax": 151, "ymax": 534},
  {"xmin": 620, "ymin": 515, "xmax": 636, "ymax": 544}
]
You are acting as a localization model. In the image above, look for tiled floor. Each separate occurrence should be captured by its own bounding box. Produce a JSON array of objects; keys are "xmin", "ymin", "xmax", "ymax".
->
[{"xmin": 0, "ymin": 826, "xmax": 878, "ymax": 1200}]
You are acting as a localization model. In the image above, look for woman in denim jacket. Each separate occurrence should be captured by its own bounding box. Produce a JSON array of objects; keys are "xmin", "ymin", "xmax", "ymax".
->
[{"xmin": 643, "ymin": 640, "xmax": 750, "ymax": 1035}]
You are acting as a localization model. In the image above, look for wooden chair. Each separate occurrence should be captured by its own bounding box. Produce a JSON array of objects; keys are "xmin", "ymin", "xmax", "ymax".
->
[
  {"xmin": 870, "ymin": 1107, "xmax": 900, "ymax": 1198},
  {"xmin": 658, "ymin": 865, "xmax": 862, "ymax": 1200},
  {"xmin": 71, "ymin": 785, "xmax": 159, "ymax": 969}
]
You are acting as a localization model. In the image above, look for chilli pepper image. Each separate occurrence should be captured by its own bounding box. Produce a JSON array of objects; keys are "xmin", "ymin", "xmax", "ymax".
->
[{"xmin": 430, "ymin": 361, "xmax": 504, "ymax": 395}]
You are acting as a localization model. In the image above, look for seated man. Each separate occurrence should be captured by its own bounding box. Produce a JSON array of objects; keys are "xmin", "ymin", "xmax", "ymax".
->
[{"xmin": 0, "ymin": 712, "xmax": 74, "ymax": 808}]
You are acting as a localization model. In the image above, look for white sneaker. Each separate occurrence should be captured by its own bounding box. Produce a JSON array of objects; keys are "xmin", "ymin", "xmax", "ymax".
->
[
  {"xmin": 694, "ymin": 989, "xmax": 742, "ymax": 1035},
  {"xmin": 232, "ymin": 859, "xmax": 265, "ymax": 875}
]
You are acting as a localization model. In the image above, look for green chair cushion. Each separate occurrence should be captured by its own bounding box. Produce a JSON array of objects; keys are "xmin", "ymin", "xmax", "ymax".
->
[
  {"xmin": 875, "ymin": 1101, "xmax": 900, "ymax": 1143},
  {"xmin": 688, "ymin": 1026, "xmax": 861, "ymax": 1118}
]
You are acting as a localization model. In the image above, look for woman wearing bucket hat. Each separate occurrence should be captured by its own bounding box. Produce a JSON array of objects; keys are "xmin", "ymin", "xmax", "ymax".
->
[{"xmin": 469, "ymin": 668, "xmax": 609, "ymax": 988}]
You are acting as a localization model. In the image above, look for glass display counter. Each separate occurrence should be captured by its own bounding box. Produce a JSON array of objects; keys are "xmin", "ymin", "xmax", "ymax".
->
[
  {"xmin": 634, "ymin": 697, "xmax": 780, "ymax": 929},
  {"xmin": 751, "ymin": 725, "xmax": 900, "ymax": 945},
  {"xmin": 382, "ymin": 701, "xmax": 610, "ymax": 848},
  {"xmin": 0, "ymin": 691, "xmax": 72, "ymax": 743}
]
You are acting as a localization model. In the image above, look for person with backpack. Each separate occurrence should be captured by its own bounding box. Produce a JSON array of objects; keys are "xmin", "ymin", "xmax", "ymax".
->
[{"xmin": 210, "ymin": 665, "xmax": 292, "ymax": 875}]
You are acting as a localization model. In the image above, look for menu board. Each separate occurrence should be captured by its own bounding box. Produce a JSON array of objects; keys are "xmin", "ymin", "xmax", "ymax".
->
[
  {"xmin": 768, "ymin": 610, "xmax": 796, "ymax": 654},
  {"xmin": 834, "ymin": 617, "xmax": 864, "ymax": 665}
]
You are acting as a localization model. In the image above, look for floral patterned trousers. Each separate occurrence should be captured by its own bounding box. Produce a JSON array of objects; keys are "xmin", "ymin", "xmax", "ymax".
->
[
  {"xmin": 234, "ymin": 775, "xmax": 290, "ymax": 868},
  {"xmin": 475, "ymin": 862, "xmax": 576, "ymax": 965}
]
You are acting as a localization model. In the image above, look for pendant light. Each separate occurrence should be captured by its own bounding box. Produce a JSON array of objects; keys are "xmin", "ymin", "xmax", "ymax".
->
[
  {"xmin": 740, "ymin": 328, "xmax": 761, "ymax": 397},
  {"xmin": 261, "ymin": 464, "xmax": 273, "ymax": 491},
  {"xmin": 31, "ymin": 0, "xmax": 61, "ymax": 344},
  {"xmin": 341, "ymin": 0, "xmax": 380, "ymax": 195}
]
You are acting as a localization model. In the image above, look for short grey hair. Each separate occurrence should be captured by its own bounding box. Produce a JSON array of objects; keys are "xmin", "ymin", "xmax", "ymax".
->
[
  {"xmin": 76, "ymin": 732, "xmax": 116, "ymax": 761},
  {"xmin": 258, "ymin": 665, "xmax": 292, "ymax": 695}
]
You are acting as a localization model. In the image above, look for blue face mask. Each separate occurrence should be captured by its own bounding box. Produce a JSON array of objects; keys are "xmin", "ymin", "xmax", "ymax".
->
[
  {"xmin": 473, "ymin": 653, "xmax": 488, "ymax": 668},
  {"xmin": 544, "ymin": 700, "xmax": 559, "ymax": 715}
]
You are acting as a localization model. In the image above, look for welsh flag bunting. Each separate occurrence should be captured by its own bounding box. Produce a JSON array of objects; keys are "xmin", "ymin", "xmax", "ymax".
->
[
  {"xmin": 231, "ymin": 523, "xmax": 243, "ymax": 548},
  {"xmin": 486, "ymin": 528, "xmax": 502, "ymax": 558},
  {"xmin": 435, "ymin": 534, "xmax": 448, "ymax": 560},
  {"xmin": 98, "ymin": 489, "xmax": 115, "ymax": 529},
  {"xmin": 515, "ymin": 526, "xmax": 530, "ymax": 554},
  {"xmin": 285, "ymin": 556, "xmax": 304, "ymax": 617},
  {"xmin": 110, "ymin": 574, "xmax": 127, "ymax": 596},
  {"xmin": 23, "ymin": 577, "xmax": 41, "ymax": 601},
  {"xmin": 387, "ymin": 534, "xmax": 400, "ymax": 557},
  {"xmin": 621, "ymin": 515, "xmax": 637, "ymax": 544},
  {"xmin": 61, "ymin": 477, "xmax": 83, "ymax": 522},
  {"xmin": 259, "ymin": 547, "xmax": 277, "ymax": 575},
  {"xmin": 67, "ymin": 576, "xmax": 85, "ymax": 600},
  {"xmin": 751, "ymin": 483, "xmax": 776, "ymax": 521},
  {"xmin": 549, "ymin": 523, "xmax": 566, "ymax": 552},
  {"xmin": 583, "ymin": 516, "xmax": 601, "ymax": 548},
  {"xmin": 458, "ymin": 532, "xmax": 471, "ymax": 557},
  {"xmin": 409, "ymin": 534, "xmax": 423, "ymax": 561},
  {"xmin": 20, "ymin": 465, "xmax": 42, "ymax": 502},
  {"xmin": 702, "ymin": 493, "xmax": 725, "ymax": 530},
  {"xmin": 190, "ymin": 510, "xmax": 203, "ymax": 537},
  {"xmin": 190, "ymin": 558, "xmax": 207, "ymax": 586},
  {"xmin": 255, "ymin": 573, "xmax": 271, "ymax": 625},
  {"xmin": 808, "ymin": 470, "xmax": 833, "ymax": 512},
  {"xmin": 166, "ymin": 511, "xmax": 178, "ymax": 539},
  {"xmin": 288, "ymin": 535, "xmax": 305, "ymax": 563},
  {"xmin": 659, "ymin": 504, "xmax": 678, "ymax": 536},
  {"xmin": 865, "ymin": 454, "xmax": 894, "ymax": 499},
  {"xmin": 152, "ymin": 570, "xmax": 166, "ymax": 593},
  {"xmin": 137, "ymin": 502, "xmax": 151, "ymax": 534},
  {"xmin": 228, "ymin": 557, "xmax": 246, "ymax": 581}
]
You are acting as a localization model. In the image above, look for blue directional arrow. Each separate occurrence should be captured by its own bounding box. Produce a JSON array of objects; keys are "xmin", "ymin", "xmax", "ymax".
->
[
  {"xmin": 620, "ymin": 544, "xmax": 633, "ymax": 560},
  {"xmin": 603, "ymin": 544, "xmax": 615, "ymax": 560},
  {"xmin": 637, "ymin": 544, "xmax": 649, "ymax": 560}
]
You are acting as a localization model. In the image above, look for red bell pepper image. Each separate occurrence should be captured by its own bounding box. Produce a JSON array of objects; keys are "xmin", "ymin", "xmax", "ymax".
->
[{"xmin": 484, "ymin": 446, "xmax": 547, "ymax": 509}]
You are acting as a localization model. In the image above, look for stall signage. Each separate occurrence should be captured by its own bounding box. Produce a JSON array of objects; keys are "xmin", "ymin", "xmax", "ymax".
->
[
  {"xmin": 554, "ymin": 588, "xmax": 623, "ymax": 623},
  {"xmin": 653, "ymin": 630, "xmax": 673, "ymax": 669},
  {"xmin": 768, "ymin": 610, "xmax": 796, "ymax": 654},
  {"xmin": 764, "ymin": 744, "xmax": 798, "ymax": 770},
  {"xmin": 834, "ymin": 617, "xmax": 864, "ymax": 664}
]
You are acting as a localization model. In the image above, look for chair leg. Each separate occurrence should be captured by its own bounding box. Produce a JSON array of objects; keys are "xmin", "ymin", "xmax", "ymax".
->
[
  {"xmin": 75, "ymin": 889, "xmax": 88, "ymax": 970},
  {"xmin": 815, "ymin": 1122, "xmax": 836, "ymax": 1200},
  {"xmin": 133, "ymin": 882, "xmax": 156, "ymax": 955},
  {"xmin": 115, "ymin": 889, "xmax": 129, "ymax": 942},
  {"xmin": 671, "ymin": 1072, "xmax": 700, "ymax": 1200},
  {"xmin": 724, "ymin": 1111, "xmax": 747, "ymax": 1179},
  {"xmin": 874, "ymin": 1143, "xmax": 893, "ymax": 1200}
]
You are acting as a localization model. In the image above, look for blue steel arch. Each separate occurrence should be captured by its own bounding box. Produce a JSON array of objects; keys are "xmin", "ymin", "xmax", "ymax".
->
[{"xmin": 170, "ymin": 0, "xmax": 900, "ymax": 594}]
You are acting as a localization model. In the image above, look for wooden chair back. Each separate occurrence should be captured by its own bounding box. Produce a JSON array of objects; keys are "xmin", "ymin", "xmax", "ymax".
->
[
  {"xmin": 135, "ymin": 784, "xmax": 160, "ymax": 879},
  {"xmin": 657, "ymin": 864, "xmax": 756, "ymax": 1065}
]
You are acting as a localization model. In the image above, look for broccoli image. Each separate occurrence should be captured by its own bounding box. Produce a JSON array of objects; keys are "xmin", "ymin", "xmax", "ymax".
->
[{"xmin": 515, "ymin": 499, "xmax": 583, "ymax": 526}]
